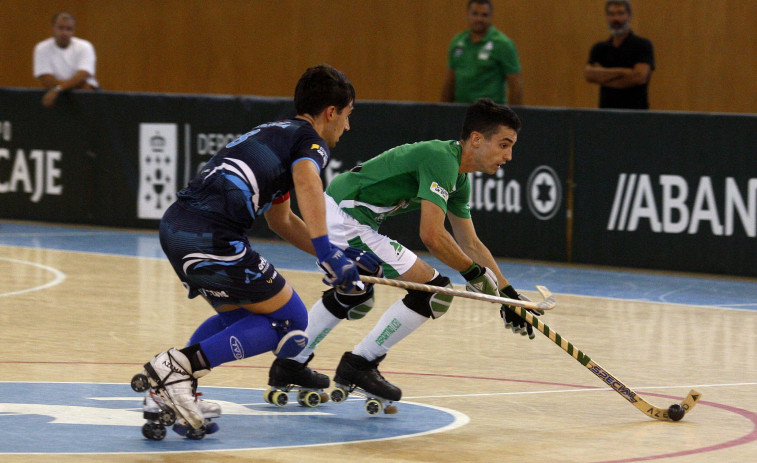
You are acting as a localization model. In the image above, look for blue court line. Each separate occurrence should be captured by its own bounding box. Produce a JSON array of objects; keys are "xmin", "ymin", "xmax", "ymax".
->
[{"xmin": 1, "ymin": 221, "xmax": 756, "ymax": 310}]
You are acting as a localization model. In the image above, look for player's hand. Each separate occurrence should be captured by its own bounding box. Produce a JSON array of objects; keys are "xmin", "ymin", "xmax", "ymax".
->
[
  {"xmin": 317, "ymin": 247, "xmax": 359, "ymax": 292},
  {"xmin": 500, "ymin": 285, "xmax": 542, "ymax": 340},
  {"xmin": 461, "ymin": 263, "xmax": 499, "ymax": 296},
  {"xmin": 343, "ymin": 247, "xmax": 383, "ymax": 278}
]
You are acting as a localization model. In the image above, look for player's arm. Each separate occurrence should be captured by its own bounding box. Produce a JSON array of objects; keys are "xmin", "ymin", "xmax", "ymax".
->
[
  {"xmin": 506, "ymin": 73, "xmax": 523, "ymax": 106},
  {"xmin": 446, "ymin": 212, "xmax": 511, "ymax": 289},
  {"xmin": 281, "ymin": 159, "xmax": 330, "ymax": 255},
  {"xmin": 419, "ymin": 199, "xmax": 471, "ymax": 270},
  {"xmin": 600, "ymin": 62, "xmax": 652, "ymax": 88},
  {"xmin": 263, "ymin": 194, "xmax": 314, "ymax": 255},
  {"xmin": 441, "ymin": 68, "xmax": 456, "ymax": 103}
]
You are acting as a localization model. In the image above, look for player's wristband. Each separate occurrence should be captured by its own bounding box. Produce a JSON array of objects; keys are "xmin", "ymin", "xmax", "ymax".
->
[
  {"xmin": 460, "ymin": 262, "xmax": 483, "ymax": 281},
  {"xmin": 311, "ymin": 235, "xmax": 332, "ymax": 260},
  {"xmin": 54, "ymin": 85, "xmax": 62, "ymax": 92},
  {"xmin": 501, "ymin": 285, "xmax": 519, "ymax": 299}
]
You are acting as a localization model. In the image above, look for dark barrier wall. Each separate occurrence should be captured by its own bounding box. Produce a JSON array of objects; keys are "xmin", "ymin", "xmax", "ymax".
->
[
  {"xmin": 2, "ymin": 88, "xmax": 755, "ymax": 276},
  {"xmin": 572, "ymin": 110, "xmax": 757, "ymax": 276}
]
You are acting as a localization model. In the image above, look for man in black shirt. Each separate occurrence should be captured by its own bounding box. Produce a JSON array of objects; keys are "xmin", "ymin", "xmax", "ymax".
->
[{"xmin": 584, "ymin": 0, "xmax": 655, "ymax": 109}]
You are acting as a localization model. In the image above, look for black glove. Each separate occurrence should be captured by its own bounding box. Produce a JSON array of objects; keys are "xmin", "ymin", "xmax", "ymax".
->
[{"xmin": 499, "ymin": 285, "xmax": 542, "ymax": 340}]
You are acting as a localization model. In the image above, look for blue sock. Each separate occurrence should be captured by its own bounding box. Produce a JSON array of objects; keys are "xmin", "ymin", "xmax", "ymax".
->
[
  {"xmin": 199, "ymin": 312, "xmax": 279, "ymax": 367},
  {"xmin": 187, "ymin": 308, "xmax": 250, "ymax": 346}
]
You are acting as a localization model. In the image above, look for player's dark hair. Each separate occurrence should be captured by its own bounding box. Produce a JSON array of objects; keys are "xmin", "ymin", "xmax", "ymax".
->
[
  {"xmin": 294, "ymin": 64, "xmax": 355, "ymax": 117},
  {"xmin": 460, "ymin": 98, "xmax": 521, "ymax": 141},
  {"xmin": 605, "ymin": 0, "xmax": 631, "ymax": 14}
]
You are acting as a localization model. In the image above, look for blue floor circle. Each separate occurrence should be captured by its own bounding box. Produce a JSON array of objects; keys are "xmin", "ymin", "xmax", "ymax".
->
[{"xmin": 0, "ymin": 382, "xmax": 468, "ymax": 454}]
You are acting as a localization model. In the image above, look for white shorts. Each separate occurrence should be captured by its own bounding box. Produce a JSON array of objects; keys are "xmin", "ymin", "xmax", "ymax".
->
[{"xmin": 324, "ymin": 193, "xmax": 417, "ymax": 279}]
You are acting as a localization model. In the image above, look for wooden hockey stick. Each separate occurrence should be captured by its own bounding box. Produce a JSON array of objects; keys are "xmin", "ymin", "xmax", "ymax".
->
[
  {"xmin": 507, "ymin": 306, "xmax": 702, "ymax": 421},
  {"xmin": 358, "ymin": 275, "xmax": 557, "ymax": 311},
  {"xmin": 363, "ymin": 275, "xmax": 701, "ymax": 421}
]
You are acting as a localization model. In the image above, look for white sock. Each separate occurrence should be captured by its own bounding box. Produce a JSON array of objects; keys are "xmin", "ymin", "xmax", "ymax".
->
[
  {"xmin": 291, "ymin": 298, "xmax": 341, "ymax": 363},
  {"xmin": 352, "ymin": 299, "xmax": 428, "ymax": 361}
]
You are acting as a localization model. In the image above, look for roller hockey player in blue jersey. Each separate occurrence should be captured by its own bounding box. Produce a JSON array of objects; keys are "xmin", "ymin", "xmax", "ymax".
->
[{"xmin": 130, "ymin": 64, "xmax": 361, "ymax": 440}]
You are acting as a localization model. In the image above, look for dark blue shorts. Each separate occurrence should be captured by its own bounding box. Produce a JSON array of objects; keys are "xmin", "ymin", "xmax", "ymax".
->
[{"xmin": 159, "ymin": 202, "xmax": 286, "ymax": 308}]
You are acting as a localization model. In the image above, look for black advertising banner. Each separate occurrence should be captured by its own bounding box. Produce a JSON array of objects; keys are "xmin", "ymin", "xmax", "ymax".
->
[
  {"xmin": 572, "ymin": 110, "xmax": 757, "ymax": 276},
  {"xmin": 3, "ymin": 88, "xmax": 755, "ymax": 276}
]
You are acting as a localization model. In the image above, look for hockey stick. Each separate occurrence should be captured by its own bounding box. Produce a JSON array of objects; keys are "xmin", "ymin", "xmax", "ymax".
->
[
  {"xmin": 358, "ymin": 275, "xmax": 557, "ymax": 311},
  {"xmin": 363, "ymin": 275, "xmax": 701, "ymax": 421},
  {"xmin": 509, "ymin": 305, "xmax": 702, "ymax": 421}
]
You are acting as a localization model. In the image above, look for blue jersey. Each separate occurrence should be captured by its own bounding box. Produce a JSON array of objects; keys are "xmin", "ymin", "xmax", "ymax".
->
[{"xmin": 177, "ymin": 118, "xmax": 331, "ymax": 229}]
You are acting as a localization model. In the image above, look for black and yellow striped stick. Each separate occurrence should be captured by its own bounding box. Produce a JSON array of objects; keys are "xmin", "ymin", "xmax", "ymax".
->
[
  {"xmin": 512, "ymin": 306, "xmax": 701, "ymax": 421},
  {"xmin": 362, "ymin": 275, "xmax": 701, "ymax": 421}
]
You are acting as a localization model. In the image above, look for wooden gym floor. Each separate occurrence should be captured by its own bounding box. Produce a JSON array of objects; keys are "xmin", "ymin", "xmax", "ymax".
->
[{"xmin": 1, "ymin": 221, "xmax": 756, "ymax": 462}]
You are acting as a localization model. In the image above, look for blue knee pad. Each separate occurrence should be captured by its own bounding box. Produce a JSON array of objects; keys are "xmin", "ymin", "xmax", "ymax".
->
[{"xmin": 266, "ymin": 291, "xmax": 309, "ymax": 358}]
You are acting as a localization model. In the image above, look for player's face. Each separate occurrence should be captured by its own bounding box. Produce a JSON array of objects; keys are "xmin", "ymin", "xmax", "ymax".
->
[
  {"xmin": 606, "ymin": 4, "xmax": 630, "ymax": 36},
  {"xmin": 466, "ymin": 3, "xmax": 492, "ymax": 36},
  {"xmin": 324, "ymin": 101, "xmax": 353, "ymax": 148},
  {"xmin": 474, "ymin": 126, "xmax": 518, "ymax": 175},
  {"xmin": 53, "ymin": 17, "xmax": 75, "ymax": 48}
]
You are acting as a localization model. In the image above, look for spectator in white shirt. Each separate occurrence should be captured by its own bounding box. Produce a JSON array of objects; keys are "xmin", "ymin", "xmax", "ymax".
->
[{"xmin": 33, "ymin": 12, "xmax": 99, "ymax": 108}]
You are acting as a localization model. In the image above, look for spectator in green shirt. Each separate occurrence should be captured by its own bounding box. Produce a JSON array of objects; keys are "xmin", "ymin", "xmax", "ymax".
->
[{"xmin": 442, "ymin": 0, "xmax": 523, "ymax": 105}]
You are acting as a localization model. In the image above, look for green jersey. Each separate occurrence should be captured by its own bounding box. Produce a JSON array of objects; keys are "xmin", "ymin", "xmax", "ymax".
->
[
  {"xmin": 447, "ymin": 26, "xmax": 521, "ymax": 104},
  {"xmin": 327, "ymin": 140, "xmax": 472, "ymax": 230}
]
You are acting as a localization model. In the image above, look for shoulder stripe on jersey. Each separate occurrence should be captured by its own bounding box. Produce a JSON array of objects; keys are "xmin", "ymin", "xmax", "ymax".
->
[{"xmin": 292, "ymin": 157, "xmax": 321, "ymax": 173}]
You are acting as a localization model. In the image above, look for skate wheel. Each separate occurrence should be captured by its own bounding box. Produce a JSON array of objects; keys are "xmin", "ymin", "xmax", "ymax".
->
[
  {"xmin": 330, "ymin": 387, "xmax": 348, "ymax": 403},
  {"xmin": 384, "ymin": 404, "xmax": 398, "ymax": 414},
  {"xmin": 297, "ymin": 390, "xmax": 321, "ymax": 408},
  {"xmin": 263, "ymin": 388, "xmax": 275, "ymax": 404},
  {"xmin": 365, "ymin": 398, "xmax": 382, "ymax": 415},
  {"xmin": 131, "ymin": 373, "xmax": 150, "ymax": 393},
  {"xmin": 142, "ymin": 422, "xmax": 166, "ymax": 440},
  {"xmin": 319, "ymin": 391, "xmax": 330, "ymax": 404},
  {"xmin": 158, "ymin": 407, "xmax": 176, "ymax": 426},
  {"xmin": 270, "ymin": 390, "xmax": 288, "ymax": 407},
  {"xmin": 185, "ymin": 426, "xmax": 206, "ymax": 440}
]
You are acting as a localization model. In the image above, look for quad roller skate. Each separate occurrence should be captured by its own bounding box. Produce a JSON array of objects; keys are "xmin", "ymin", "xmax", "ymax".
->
[
  {"xmin": 130, "ymin": 348, "xmax": 219, "ymax": 440},
  {"xmin": 264, "ymin": 353, "xmax": 330, "ymax": 408},
  {"xmin": 137, "ymin": 389, "xmax": 221, "ymax": 440},
  {"xmin": 330, "ymin": 352, "xmax": 401, "ymax": 415}
]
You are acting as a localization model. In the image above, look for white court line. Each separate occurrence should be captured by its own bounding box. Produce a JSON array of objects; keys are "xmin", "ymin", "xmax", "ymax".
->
[
  {"xmin": 0, "ymin": 257, "xmax": 66, "ymax": 297},
  {"xmin": 404, "ymin": 382, "xmax": 757, "ymax": 400}
]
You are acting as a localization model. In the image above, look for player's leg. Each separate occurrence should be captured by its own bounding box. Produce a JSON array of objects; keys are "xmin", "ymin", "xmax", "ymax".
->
[{"xmin": 337, "ymin": 255, "xmax": 453, "ymax": 402}]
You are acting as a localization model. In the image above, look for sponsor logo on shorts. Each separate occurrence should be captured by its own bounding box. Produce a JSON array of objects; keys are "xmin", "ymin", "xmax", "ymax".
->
[
  {"xmin": 230, "ymin": 336, "xmax": 244, "ymax": 360},
  {"xmin": 390, "ymin": 241, "xmax": 404, "ymax": 257},
  {"xmin": 430, "ymin": 182, "xmax": 449, "ymax": 201},
  {"xmin": 198, "ymin": 288, "xmax": 229, "ymax": 298},
  {"xmin": 258, "ymin": 257, "xmax": 270, "ymax": 273}
]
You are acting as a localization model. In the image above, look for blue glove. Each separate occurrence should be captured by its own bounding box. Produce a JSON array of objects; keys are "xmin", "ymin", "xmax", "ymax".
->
[
  {"xmin": 343, "ymin": 247, "xmax": 383, "ymax": 278},
  {"xmin": 312, "ymin": 236, "xmax": 359, "ymax": 292}
]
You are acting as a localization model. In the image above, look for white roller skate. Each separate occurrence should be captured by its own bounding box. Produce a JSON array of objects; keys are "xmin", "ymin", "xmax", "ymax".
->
[
  {"xmin": 330, "ymin": 352, "xmax": 400, "ymax": 415},
  {"xmin": 264, "ymin": 354, "xmax": 330, "ymax": 408},
  {"xmin": 130, "ymin": 348, "xmax": 212, "ymax": 439},
  {"xmin": 140, "ymin": 390, "xmax": 221, "ymax": 440}
]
